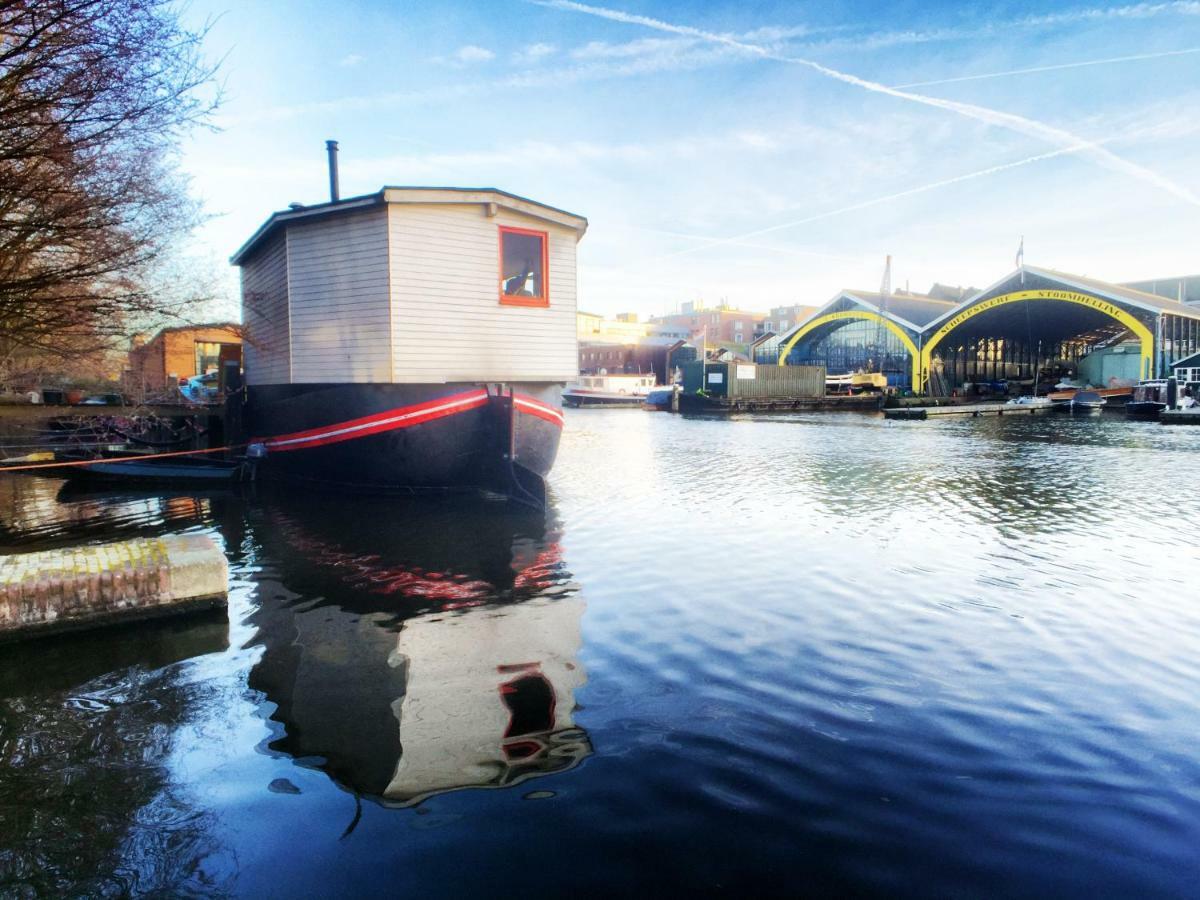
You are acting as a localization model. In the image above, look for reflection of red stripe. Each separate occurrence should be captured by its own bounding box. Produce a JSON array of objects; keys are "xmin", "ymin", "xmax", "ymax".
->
[
  {"xmin": 514, "ymin": 394, "xmax": 564, "ymax": 428},
  {"xmin": 254, "ymin": 389, "xmax": 489, "ymax": 452}
]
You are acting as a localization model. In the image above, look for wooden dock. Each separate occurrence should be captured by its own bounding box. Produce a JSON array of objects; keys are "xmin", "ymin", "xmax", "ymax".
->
[
  {"xmin": 678, "ymin": 393, "xmax": 884, "ymax": 414},
  {"xmin": 1161, "ymin": 409, "xmax": 1200, "ymax": 425},
  {"xmin": 884, "ymin": 402, "xmax": 1056, "ymax": 420},
  {"xmin": 0, "ymin": 403, "xmax": 222, "ymax": 421}
]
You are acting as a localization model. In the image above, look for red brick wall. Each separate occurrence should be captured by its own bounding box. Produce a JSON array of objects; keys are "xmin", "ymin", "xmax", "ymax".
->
[
  {"xmin": 653, "ymin": 309, "xmax": 766, "ymax": 345},
  {"xmin": 126, "ymin": 326, "xmax": 241, "ymax": 394}
]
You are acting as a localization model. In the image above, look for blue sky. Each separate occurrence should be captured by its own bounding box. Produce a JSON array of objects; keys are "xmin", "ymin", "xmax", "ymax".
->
[{"xmin": 180, "ymin": 0, "xmax": 1200, "ymax": 318}]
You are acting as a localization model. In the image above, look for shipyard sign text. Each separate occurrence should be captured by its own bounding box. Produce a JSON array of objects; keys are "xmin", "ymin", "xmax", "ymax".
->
[{"xmin": 933, "ymin": 290, "xmax": 1131, "ymax": 340}]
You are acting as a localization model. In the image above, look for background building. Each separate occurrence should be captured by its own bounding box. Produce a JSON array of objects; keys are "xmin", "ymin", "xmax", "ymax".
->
[
  {"xmin": 124, "ymin": 322, "xmax": 242, "ymax": 395},
  {"xmin": 578, "ymin": 337, "xmax": 694, "ymax": 384},
  {"xmin": 650, "ymin": 304, "xmax": 768, "ymax": 348},
  {"xmin": 1121, "ymin": 274, "xmax": 1200, "ymax": 307},
  {"xmin": 766, "ymin": 266, "xmax": 1200, "ymax": 394},
  {"xmin": 760, "ymin": 304, "xmax": 820, "ymax": 337}
]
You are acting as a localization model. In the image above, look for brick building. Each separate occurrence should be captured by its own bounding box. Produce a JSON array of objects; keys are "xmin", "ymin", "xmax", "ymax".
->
[
  {"xmin": 125, "ymin": 323, "xmax": 242, "ymax": 395},
  {"xmin": 578, "ymin": 337, "xmax": 693, "ymax": 384},
  {"xmin": 650, "ymin": 305, "xmax": 767, "ymax": 346},
  {"xmin": 760, "ymin": 304, "xmax": 820, "ymax": 336}
]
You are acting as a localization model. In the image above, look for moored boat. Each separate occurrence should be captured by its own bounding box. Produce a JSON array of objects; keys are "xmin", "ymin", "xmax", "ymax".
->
[
  {"xmin": 1004, "ymin": 395, "xmax": 1053, "ymax": 409},
  {"xmin": 1067, "ymin": 390, "xmax": 1105, "ymax": 413},
  {"xmin": 643, "ymin": 384, "xmax": 681, "ymax": 411},
  {"xmin": 52, "ymin": 451, "xmax": 243, "ymax": 483},
  {"xmin": 1126, "ymin": 379, "xmax": 1170, "ymax": 420},
  {"xmin": 563, "ymin": 373, "xmax": 657, "ymax": 408},
  {"xmin": 826, "ymin": 371, "xmax": 888, "ymax": 393},
  {"xmin": 229, "ymin": 144, "xmax": 587, "ymax": 507}
]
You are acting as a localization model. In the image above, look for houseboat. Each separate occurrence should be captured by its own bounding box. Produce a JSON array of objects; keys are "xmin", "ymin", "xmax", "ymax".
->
[
  {"xmin": 1126, "ymin": 379, "xmax": 1170, "ymax": 420},
  {"xmin": 230, "ymin": 144, "xmax": 587, "ymax": 506},
  {"xmin": 562, "ymin": 372, "xmax": 657, "ymax": 407}
]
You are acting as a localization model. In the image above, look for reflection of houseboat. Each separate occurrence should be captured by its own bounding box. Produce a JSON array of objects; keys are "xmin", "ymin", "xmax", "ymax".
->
[
  {"xmin": 246, "ymin": 493, "xmax": 591, "ymax": 806},
  {"xmin": 386, "ymin": 597, "xmax": 589, "ymax": 805},
  {"xmin": 230, "ymin": 144, "xmax": 587, "ymax": 505},
  {"xmin": 563, "ymin": 373, "xmax": 657, "ymax": 407}
]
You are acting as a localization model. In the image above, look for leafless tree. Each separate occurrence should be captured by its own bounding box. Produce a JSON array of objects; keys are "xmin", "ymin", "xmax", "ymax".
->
[{"xmin": 0, "ymin": 0, "xmax": 219, "ymax": 373}]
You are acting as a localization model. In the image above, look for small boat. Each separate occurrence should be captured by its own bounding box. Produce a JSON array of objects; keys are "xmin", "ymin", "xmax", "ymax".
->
[
  {"xmin": 1004, "ymin": 396, "xmax": 1053, "ymax": 409},
  {"xmin": 643, "ymin": 384, "xmax": 681, "ymax": 411},
  {"xmin": 1126, "ymin": 379, "xmax": 1169, "ymax": 420},
  {"xmin": 52, "ymin": 451, "xmax": 244, "ymax": 484},
  {"xmin": 826, "ymin": 371, "xmax": 887, "ymax": 393},
  {"xmin": 1066, "ymin": 390, "xmax": 1105, "ymax": 413},
  {"xmin": 563, "ymin": 373, "xmax": 658, "ymax": 408}
]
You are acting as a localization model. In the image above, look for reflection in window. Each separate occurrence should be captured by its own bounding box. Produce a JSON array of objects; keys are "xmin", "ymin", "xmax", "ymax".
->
[{"xmin": 499, "ymin": 226, "xmax": 548, "ymax": 306}]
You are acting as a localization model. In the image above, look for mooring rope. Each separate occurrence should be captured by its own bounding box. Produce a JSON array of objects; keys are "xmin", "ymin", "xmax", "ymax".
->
[{"xmin": 0, "ymin": 444, "xmax": 243, "ymax": 473}]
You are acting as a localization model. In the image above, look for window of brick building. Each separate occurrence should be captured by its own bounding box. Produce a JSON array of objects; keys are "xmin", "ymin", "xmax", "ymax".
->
[{"xmin": 195, "ymin": 342, "xmax": 223, "ymax": 375}]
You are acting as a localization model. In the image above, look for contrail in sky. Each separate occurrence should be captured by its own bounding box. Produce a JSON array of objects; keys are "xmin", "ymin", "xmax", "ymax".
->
[
  {"xmin": 656, "ymin": 145, "xmax": 1098, "ymax": 260},
  {"xmin": 538, "ymin": 0, "xmax": 1200, "ymax": 208},
  {"xmin": 893, "ymin": 46, "xmax": 1200, "ymax": 88}
]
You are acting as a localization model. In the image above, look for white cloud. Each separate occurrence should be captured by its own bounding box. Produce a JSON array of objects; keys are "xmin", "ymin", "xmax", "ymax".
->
[
  {"xmin": 454, "ymin": 44, "xmax": 495, "ymax": 64},
  {"xmin": 571, "ymin": 36, "xmax": 693, "ymax": 59},
  {"xmin": 514, "ymin": 42, "xmax": 557, "ymax": 63},
  {"xmin": 339, "ymin": 53, "xmax": 364, "ymax": 68},
  {"xmin": 735, "ymin": 131, "xmax": 781, "ymax": 151}
]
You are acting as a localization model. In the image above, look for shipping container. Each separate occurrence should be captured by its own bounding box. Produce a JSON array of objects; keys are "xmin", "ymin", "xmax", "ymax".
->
[{"xmin": 682, "ymin": 361, "xmax": 824, "ymax": 399}]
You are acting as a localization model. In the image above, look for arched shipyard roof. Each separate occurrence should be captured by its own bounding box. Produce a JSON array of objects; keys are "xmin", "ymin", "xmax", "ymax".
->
[
  {"xmin": 841, "ymin": 290, "xmax": 958, "ymax": 329},
  {"xmin": 776, "ymin": 288, "xmax": 956, "ymax": 346},
  {"xmin": 924, "ymin": 266, "xmax": 1200, "ymax": 331}
]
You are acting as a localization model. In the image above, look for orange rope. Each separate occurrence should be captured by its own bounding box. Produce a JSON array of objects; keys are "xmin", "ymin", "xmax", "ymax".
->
[{"xmin": 0, "ymin": 444, "xmax": 244, "ymax": 473}]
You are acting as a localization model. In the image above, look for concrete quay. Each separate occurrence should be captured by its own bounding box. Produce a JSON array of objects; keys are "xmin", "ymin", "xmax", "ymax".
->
[{"xmin": 0, "ymin": 534, "xmax": 227, "ymax": 641}]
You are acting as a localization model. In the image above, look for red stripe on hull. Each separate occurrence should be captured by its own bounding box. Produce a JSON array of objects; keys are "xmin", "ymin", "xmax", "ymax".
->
[
  {"xmin": 254, "ymin": 390, "xmax": 489, "ymax": 452},
  {"xmin": 514, "ymin": 394, "xmax": 564, "ymax": 428}
]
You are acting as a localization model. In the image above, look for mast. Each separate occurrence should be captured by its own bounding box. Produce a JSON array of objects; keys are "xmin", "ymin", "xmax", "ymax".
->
[{"xmin": 875, "ymin": 255, "xmax": 892, "ymax": 378}]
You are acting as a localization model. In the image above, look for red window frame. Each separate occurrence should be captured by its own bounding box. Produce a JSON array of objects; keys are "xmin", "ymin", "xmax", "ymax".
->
[{"xmin": 498, "ymin": 225, "xmax": 550, "ymax": 308}]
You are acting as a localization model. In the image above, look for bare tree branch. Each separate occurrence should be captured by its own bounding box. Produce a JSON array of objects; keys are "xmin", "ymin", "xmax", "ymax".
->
[{"xmin": 0, "ymin": 0, "xmax": 220, "ymax": 372}]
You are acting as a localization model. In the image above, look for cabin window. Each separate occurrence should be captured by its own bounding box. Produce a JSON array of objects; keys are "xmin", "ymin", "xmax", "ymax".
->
[{"xmin": 499, "ymin": 226, "xmax": 549, "ymax": 307}]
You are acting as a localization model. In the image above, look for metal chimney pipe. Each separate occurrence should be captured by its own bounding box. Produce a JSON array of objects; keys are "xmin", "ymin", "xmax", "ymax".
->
[{"xmin": 325, "ymin": 140, "xmax": 340, "ymax": 202}]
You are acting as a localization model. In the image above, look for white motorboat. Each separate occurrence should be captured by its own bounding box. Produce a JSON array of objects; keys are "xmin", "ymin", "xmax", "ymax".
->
[
  {"xmin": 563, "ymin": 373, "xmax": 658, "ymax": 408},
  {"xmin": 1004, "ymin": 396, "xmax": 1053, "ymax": 409},
  {"xmin": 1066, "ymin": 390, "xmax": 1105, "ymax": 413}
]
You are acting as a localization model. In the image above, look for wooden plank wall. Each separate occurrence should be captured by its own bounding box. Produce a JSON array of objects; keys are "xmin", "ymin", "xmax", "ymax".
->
[
  {"xmin": 241, "ymin": 231, "xmax": 290, "ymax": 385},
  {"xmin": 388, "ymin": 204, "xmax": 579, "ymax": 383},
  {"xmin": 287, "ymin": 206, "xmax": 392, "ymax": 383}
]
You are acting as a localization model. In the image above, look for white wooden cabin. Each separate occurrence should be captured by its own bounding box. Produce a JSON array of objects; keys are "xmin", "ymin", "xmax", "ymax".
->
[{"xmin": 230, "ymin": 188, "xmax": 588, "ymax": 386}]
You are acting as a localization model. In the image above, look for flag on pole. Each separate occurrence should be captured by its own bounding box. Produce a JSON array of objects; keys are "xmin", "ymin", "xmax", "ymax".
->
[{"xmin": 1015, "ymin": 236, "xmax": 1025, "ymax": 285}]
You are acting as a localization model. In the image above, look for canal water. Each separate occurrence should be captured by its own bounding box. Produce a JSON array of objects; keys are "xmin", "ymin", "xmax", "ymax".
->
[{"xmin": 1, "ymin": 411, "xmax": 1198, "ymax": 896}]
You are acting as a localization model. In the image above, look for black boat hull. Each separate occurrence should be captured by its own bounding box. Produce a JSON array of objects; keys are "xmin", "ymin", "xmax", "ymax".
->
[
  {"xmin": 1126, "ymin": 401, "xmax": 1166, "ymax": 420},
  {"xmin": 242, "ymin": 383, "xmax": 564, "ymax": 501}
]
